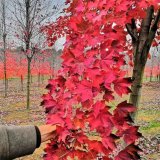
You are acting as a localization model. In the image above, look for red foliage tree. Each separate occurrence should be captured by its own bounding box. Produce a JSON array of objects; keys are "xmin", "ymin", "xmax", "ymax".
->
[
  {"xmin": 0, "ymin": 50, "xmax": 18, "ymax": 79},
  {"xmin": 42, "ymin": 0, "xmax": 159, "ymax": 159}
]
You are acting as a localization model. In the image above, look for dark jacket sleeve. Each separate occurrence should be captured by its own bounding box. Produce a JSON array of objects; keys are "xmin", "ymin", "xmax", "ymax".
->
[{"xmin": 0, "ymin": 125, "xmax": 37, "ymax": 160}]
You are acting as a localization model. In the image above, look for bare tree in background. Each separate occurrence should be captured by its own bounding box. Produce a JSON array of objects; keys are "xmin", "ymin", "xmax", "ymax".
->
[
  {"xmin": 0, "ymin": 0, "xmax": 8, "ymax": 97},
  {"xmin": 150, "ymin": 47, "xmax": 156, "ymax": 82},
  {"xmin": 155, "ymin": 46, "xmax": 160, "ymax": 82},
  {"xmin": 10, "ymin": 0, "xmax": 63, "ymax": 109}
]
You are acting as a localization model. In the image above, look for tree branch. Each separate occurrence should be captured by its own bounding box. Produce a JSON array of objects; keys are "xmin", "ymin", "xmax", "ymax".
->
[
  {"xmin": 126, "ymin": 24, "xmax": 136, "ymax": 41},
  {"xmin": 138, "ymin": 5, "xmax": 154, "ymax": 56},
  {"xmin": 147, "ymin": 8, "xmax": 160, "ymax": 46},
  {"xmin": 126, "ymin": 18, "xmax": 138, "ymax": 42}
]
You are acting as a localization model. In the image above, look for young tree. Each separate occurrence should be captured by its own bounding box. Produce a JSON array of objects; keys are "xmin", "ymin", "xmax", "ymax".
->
[
  {"xmin": 15, "ymin": 47, "xmax": 27, "ymax": 91},
  {"xmin": 41, "ymin": 1, "xmax": 160, "ymax": 159},
  {"xmin": 10, "ymin": 0, "xmax": 63, "ymax": 109},
  {"xmin": 0, "ymin": 0, "xmax": 8, "ymax": 97},
  {"xmin": 126, "ymin": 6, "xmax": 160, "ymax": 118},
  {"xmin": 43, "ymin": 2, "xmax": 160, "ymax": 120},
  {"xmin": 149, "ymin": 47, "xmax": 157, "ymax": 82}
]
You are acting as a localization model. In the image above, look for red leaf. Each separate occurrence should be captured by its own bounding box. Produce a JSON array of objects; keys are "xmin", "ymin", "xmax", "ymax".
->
[
  {"xmin": 113, "ymin": 78, "xmax": 132, "ymax": 96},
  {"xmin": 93, "ymin": 101, "xmax": 106, "ymax": 118},
  {"xmin": 89, "ymin": 111, "xmax": 113, "ymax": 132},
  {"xmin": 117, "ymin": 126, "xmax": 142, "ymax": 145},
  {"xmin": 102, "ymin": 137, "xmax": 116, "ymax": 150},
  {"xmin": 152, "ymin": 40, "xmax": 158, "ymax": 47},
  {"xmin": 148, "ymin": 53, "xmax": 151, "ymax": 59},
  {"xmin": 103, "ymin": 89, "xmax": 114, "ymax": 102},
  {"xmin": 87, "ymin": 140, "xmax": 110, "ymax": 156},
  {"xmin": 104, "ymin": 72, "xmax": 116, "ymax": 90},
  {"xmin": 115, "ymin": 144, "xmax": 141, "ymax": 160},
  {"xmin": 75, "ymin": 80, "xmax": 93, "ymax": 102},
  {"xmin": 114, "ymin": 101, "xmax": 136, "ymax": 117},
  {"xmin": 47, "ymin": 114, "xmax": 65, "ymax": 127}
]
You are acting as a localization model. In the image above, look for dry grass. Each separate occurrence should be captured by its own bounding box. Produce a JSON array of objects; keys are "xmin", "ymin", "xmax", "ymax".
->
[{"xmin": 0, "ymin": 79, "xmax": 160, "ymax": 160}]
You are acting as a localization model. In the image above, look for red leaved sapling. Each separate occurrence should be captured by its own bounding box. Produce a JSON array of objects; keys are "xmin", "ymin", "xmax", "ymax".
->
[{"xmin": 42, "ymin": 0, "xmax": 159, "ymax": 159}]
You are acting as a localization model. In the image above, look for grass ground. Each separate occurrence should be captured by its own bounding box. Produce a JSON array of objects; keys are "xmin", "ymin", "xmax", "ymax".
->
[
  {"xmin": 0, "ymin": 78, "xmax": 160, "ymax": 160},
  {"xmin": 0, "ymin": 78, "xmax": 47, "ymax": 160}
]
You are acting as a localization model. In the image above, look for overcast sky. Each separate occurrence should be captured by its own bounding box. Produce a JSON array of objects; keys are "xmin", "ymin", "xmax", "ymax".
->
[
  {"xmin": 52, "ymin": 0, "xmax": 66, "ymax": 50},
  {"xmin": 0, "ymin": 0, "xmax": 66, "ymax": 50}
]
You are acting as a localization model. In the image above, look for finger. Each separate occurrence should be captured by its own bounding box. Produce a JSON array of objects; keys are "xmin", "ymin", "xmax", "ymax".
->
[{"xmin": 41, "ymin": 132, "xmax": 57, "ymax": 142}]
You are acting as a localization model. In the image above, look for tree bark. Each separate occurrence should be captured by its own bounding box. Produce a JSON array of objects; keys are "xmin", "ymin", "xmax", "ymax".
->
[
  {"xmin": 3, "ymin": 36, "xmax": 7, "ymax": 97},
  {"xmin": 150, "ymin": 59, "xmax": 153, "ymax": 82},
  {"xmin": 2, "ymin": 0, "xmax": 7, "ymax": 97},
  {"xmin": 31, "ymin": 75, "xmax": 33, "ymax": 83},
  {"xmin": 41, "ymin": 75, "xmax": 44, "ymax": 84},
  {"xmin": 27, "ymin": 58, "xmax": 31, "ymax": 109},
  {"xmin": 38, "ymin": 72, "xmax": 40, "ymax": 87},
  {"xmin": 129, "ymin": 64, "xmax": 145, "ymax": 117},
  {"xmin": 26, "ymin": 0, "xmax": 31, "ymax": 109},
  {"xmin": 126, "ymin": 6, "xmax": 160, "ymax": 120},
  {"xmin": 21, "ymin": 75, "xmax": 23, "ymax": 91}
]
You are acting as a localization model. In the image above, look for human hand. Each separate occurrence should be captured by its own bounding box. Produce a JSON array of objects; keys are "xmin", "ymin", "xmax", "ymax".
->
[{"xmin": 38, "ymin": 124, "xmax": 57, "ymax": 143}]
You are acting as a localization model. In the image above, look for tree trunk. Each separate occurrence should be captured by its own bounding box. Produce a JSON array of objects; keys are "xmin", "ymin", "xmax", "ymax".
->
[
  {"xmin": 150, "ymin": 68, "xmax": 153, "ymax": 82},
  {"xmin": 21, "ymin": 75, "xmax": 23, "ymax": 91},
  {"xmin": 26, "ymin": 0, "xmax": 31, "ymax": 109},
  {"xmin": 27, "ymin": 58, "xmax": 31, "ymax": 109},
  {"xmin": 41, "ymin": 74, "xmax": 44, "ymax": 84},
  {"xmin": 38, "ymin": 72, "xmax": 40, "ymax": 87},
  {"xmin": 31, "ymin": 75, "xmax": 33, "ymax": 83},
  {"xmin": 145, "ymin": 75, "xmax": 147, "ymax": 81},
  {"xmin": 6, "ymin": 78, "xmax": 8, "ymax": 89},
  {"xmin": 3, "ymin": 48, "xmax": 7, "ymax": 97},
  {"xmin": 150, "ymin": 48, "xmax": 156, "ymax": 82},
  {"xmin": 157, "ymin": 61, "xmax": 160, "ymax": 82},
  {"xmin": 2, "ymin": 0, "xmax": 7, "ymax": 97},
  {"xmin": 129, "ymin": 64, "xmax": 145, "ymax": 118},
  {"xmin": 126, "ymin": 6, "xmax": 160, "ymax": 120}
]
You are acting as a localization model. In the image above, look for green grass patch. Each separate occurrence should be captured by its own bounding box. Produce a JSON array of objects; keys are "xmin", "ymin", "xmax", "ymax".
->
[
  {"xmin": 136, "ymin": 109, "xmax": 160, "ymax": 122},
  {"xmin": 139, "ymin": 121, "xmax": 160, "ymax": 136},
  {"xmin": 141, "ymin": 121, "xmax": 160, "ymax": 130},
  {"xmin": 136, "ymin": 109, "xmax": 160, "ymax": 136}
]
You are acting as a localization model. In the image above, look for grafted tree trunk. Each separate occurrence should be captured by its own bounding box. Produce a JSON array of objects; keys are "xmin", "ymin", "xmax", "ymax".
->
[{"xmin": 126, "ymin": 6, "xmax": 160, "ymax": 119}]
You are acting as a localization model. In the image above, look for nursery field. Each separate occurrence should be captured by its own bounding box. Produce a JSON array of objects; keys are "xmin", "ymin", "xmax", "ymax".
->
[
  {"xmin": 0, "ymin": 0, "xmax": 160, "ymax": 160},
  {"xmin": 0, "ymin": 79, "xmax": 160, "ymax": 160}
]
